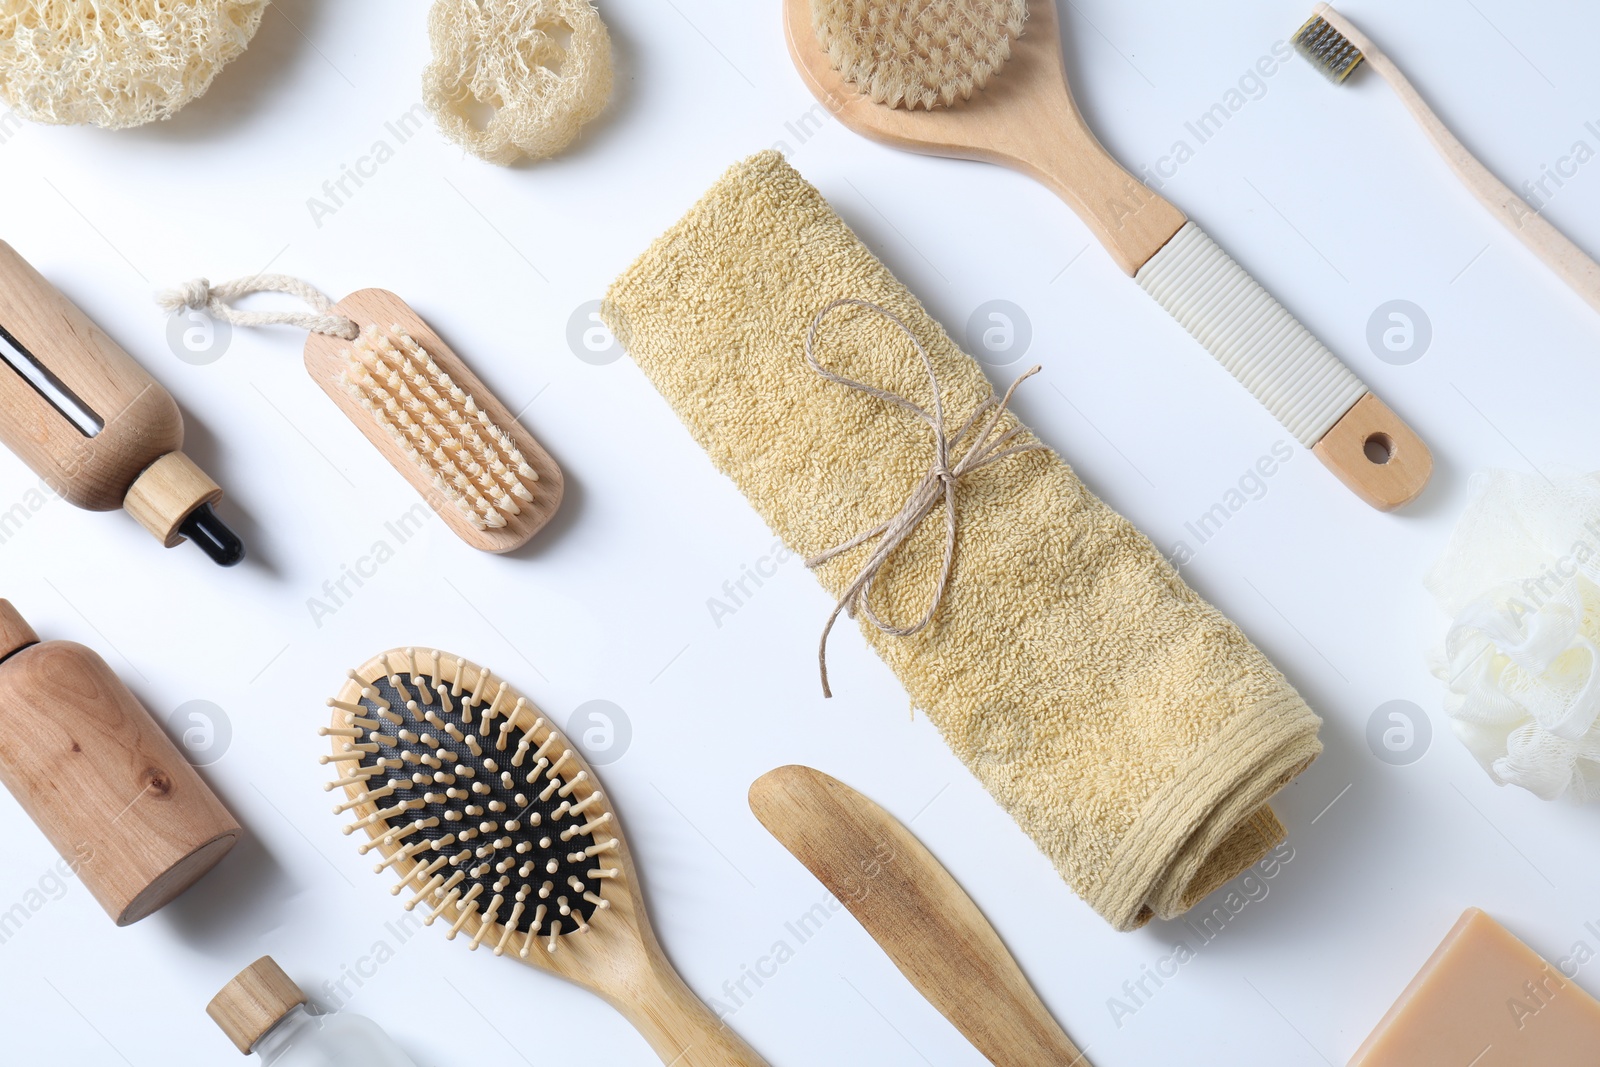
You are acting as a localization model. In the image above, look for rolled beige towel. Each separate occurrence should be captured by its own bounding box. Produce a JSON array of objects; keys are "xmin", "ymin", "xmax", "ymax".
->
[{"xmin": 603, "ymin": 151, "xmax": 1322, "ymax": 930}]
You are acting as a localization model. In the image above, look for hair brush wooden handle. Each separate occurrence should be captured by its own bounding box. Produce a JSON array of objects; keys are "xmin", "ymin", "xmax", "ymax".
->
[
  {"xmin": 610, "ymin": 956, "xmax": 768, "ymax": 1067},
  {"xmin": 750, "ymin": 765, "xmax": 1089, "ymax": 1067}
]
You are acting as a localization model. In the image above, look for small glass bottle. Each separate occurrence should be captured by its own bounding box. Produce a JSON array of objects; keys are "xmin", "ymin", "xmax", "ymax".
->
[{"xmin": 207, "ymin": 956, "xmax": 418, "ymax": 1067}]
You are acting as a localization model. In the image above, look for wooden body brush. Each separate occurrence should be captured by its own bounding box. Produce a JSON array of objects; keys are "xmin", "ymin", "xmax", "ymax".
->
[
  {"xmin": 0, "ymin": 241, "xmax": 243, "ymax": 564},
  {"xmin": 785, "ymin": 0, "xmax": 1433, "ymax": 510},
  {"xmin": 1293, "ymin": 5, "xmax": 1600, "ymax": 317},
  {"xmin": 161, "ymin": 277, "xmax": 562, "ymax": 552},
  {"xmin": 751, "ymin": 766, "xmax": 1091, "ymax": 1066},
  {"xmin": 324, "ymin": 648, "xmax": 765, "ymax": 1066}
]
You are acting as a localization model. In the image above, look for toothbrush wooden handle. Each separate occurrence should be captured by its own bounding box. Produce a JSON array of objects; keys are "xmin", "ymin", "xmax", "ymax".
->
[
  {"xmin": 1317, "ymin": 4, "xmax": 1600, "ymax": 314},
  {"xmin": 619, "ymin": 954, "xmax": 768, "ymax": 1067}
]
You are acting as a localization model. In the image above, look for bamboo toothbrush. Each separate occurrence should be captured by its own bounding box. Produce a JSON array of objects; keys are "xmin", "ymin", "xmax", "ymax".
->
[
  {"xmin": 785, "ymin": 0, "xmax": 1433, "ymax": 510},
  {"xmin": 324, "ymin": 648, "xmax": 766, "ymax": 1067},
  {"xmin": 1293, "ymin": 5, "xmax": 1600, "ymax": 317}
]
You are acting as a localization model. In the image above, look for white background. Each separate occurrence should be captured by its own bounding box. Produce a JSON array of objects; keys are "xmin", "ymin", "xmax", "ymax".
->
[{"xmin": 0, "ymin": 1, "xmax": 1598, "ymax": 1064}]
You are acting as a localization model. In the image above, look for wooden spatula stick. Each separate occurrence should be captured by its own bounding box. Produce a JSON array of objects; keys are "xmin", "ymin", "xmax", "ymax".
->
[{"xmin": 749, "ymin": 765, "xmax": 1091, "ymax": 1066}]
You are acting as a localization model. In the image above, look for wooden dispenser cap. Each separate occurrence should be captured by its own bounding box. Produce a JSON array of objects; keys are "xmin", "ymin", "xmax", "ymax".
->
[
  {"xmin": 0, "ymin": 600, "xmax": 39, "ymax": 661},
  {"xmin": 208, "ymin": 956, "xmax": 307, "ymax": 1054},
  {"xmin": 123, "ymin": 451, "xmax": 222, "ymax": 547}
]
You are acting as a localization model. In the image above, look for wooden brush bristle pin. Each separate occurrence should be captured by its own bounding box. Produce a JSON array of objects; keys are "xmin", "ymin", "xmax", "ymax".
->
[
  {"xmin": 0, "ymin": 241, "xmax": 244, "ymax": 564},
  {"xmin": 785, "ymin": 0, "xmax": 1433, "ymax": 510},
  {"xmin": 324, "ymin": 649, "xmax": 766, "ymax": 1066},
  {"xmin": 158, "ymin": 277, "xmax": 562, "ymax": 552}
]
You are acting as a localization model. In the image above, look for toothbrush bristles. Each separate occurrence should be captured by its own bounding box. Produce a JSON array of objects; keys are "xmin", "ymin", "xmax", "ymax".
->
[{"xmin": 1292, "ymin": 12, "xmax": 1364, "ymax": 83}]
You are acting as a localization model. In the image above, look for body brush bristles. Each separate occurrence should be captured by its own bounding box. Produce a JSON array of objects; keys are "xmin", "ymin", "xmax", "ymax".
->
[
  {"xmin": 1292, "ymin": 11, "xmax": 1364, "ymax": 82},
  {"xmin": 342, "ymin": 326, "xmax": 539, "ymax": 532},
  {"xmin": 812, "ymin": 0, "xmax": 1028, "ymax": 110}
]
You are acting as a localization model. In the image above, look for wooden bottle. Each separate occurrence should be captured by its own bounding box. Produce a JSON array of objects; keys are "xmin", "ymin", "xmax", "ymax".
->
[
  {"xmin": 0, "ymin": 600, "xmax": 241, "ymax": 924},
  {"xmin": 0, "ymin": 241, "xmax": 242, "ymax": 564}
]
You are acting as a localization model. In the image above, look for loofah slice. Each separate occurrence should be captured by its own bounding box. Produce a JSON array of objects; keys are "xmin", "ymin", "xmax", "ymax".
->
[
  {"xmin": 423, "ymin": 0, "xmax": 612, "ymax": 165},
  {"xmin": 811, "ymin": 0, "xmax": 1027, "ymax": 111},
  {"xmin": 0, "ymin": 0, "xmax": 266, "ymax": 129}
]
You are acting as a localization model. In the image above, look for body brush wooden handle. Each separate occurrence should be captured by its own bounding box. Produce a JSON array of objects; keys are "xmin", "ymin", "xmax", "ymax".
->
[
  {"xmin": 783, "ymin": 0, "xmax": 1431, "ymax": 510},
  {"xmin": 749, "ymin": 765, "xmax": 1090, "ymax": 1066}
]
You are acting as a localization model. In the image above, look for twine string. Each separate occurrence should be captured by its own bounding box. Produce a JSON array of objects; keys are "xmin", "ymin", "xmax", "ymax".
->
[
  {"xmin": 803, "ymin": 298, "xmax": 1045, "ymax": 697},
  {"xmin": 156, "ymin": 274, "xmax": 359, "ymax": 340}
]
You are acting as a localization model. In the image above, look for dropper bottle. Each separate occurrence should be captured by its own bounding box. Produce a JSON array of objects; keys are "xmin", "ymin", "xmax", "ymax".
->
[
  {"xmin": 208, "ymin": 957, "xmax": 418, "ymax": 1066},
  {"xmin": 0, "ymin": 239, "xmax": 243, "ymax": 565}
]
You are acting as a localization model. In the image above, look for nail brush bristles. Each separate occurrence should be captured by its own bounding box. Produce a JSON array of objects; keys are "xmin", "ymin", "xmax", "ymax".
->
[
  {"xmin": 1292, "ymin": 13, "xmax": 1365, "ymax": 83},
  {"xmin": 324, "ymin": 650, "xmax": 619, "ymax": 956},
  {"xmin": 341, "ymin": 325, "xmax": 538, "ymax": 530},
  {"xmin": 812, "ymin": 0, "xmax": 1028, "ymax": 110}
]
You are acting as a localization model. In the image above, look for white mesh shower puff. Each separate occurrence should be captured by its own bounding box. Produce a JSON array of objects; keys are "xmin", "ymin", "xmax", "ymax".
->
[
  {"xmin": 1426, "ymin": 469, "xmax": 1600, "ymax": 801},
  {"xmin": 0, "ymin": 0, "xmax": 266, "ymax": 128},
  {"xmin": 423, "ymin": 0, "xmax": 612, "ymax": 164}
]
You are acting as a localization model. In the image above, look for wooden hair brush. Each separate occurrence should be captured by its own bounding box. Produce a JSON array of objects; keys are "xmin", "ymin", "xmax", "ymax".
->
[
  {"xmin": 324, "ymin": 648, "xmax": 766, "ymax": 1066},
  {"xmin": 785, "ymin": 0, "xmax": 1433, "ymax": 510},
  {"xmin": 160, "ymin": 277, "xmax": 562, "ymax": 552}
]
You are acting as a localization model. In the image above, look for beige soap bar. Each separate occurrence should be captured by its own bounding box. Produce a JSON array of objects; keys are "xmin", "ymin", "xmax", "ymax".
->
[{"xmin": 1350, "ymin": 907, "xmax": 1600, "ymax": 1066}]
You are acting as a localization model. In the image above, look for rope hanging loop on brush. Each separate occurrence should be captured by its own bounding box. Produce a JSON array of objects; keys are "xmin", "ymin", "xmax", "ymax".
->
[
  {"xmin": 803, "ymin": 297, "xmax": 1045, "ymax": 697},
  {"xmin": 156, "ymin": 274, "xmax": 359, "ymax": 339}
]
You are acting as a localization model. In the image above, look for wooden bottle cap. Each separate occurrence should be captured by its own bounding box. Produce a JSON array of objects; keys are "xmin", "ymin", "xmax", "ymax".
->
[
  {"xmin": 123, "ymin": 451, "xmax": 222, "ymax": 547},
  {"xmin": 0, "ymin": 600, "xmax": 39, "ymax": 661},
  {"xmin": 207, "ymin": 956, "xmax": 307, "ymax": 1054}
]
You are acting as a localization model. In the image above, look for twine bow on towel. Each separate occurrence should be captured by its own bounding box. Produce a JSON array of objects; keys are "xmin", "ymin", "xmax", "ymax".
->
[{"xmin": 804, "ymin": 298, "xmax": 1046, "ymax": 697}]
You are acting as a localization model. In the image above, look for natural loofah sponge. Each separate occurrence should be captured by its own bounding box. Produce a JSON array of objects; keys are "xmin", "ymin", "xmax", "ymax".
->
[
  {"xmin": 423, "ymin": 0, "xmax": 612, "ymax": 165},
  {"xmin": 0, "ymin": 0, "xmax": 266, "ymax": 129},
  {"xmin": 811, "ymin": 0, "xmax": 1027, "ymax": 110}
]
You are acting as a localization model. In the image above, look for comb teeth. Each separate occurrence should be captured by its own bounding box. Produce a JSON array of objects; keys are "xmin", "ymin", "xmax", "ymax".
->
[
  {"xmin": 1292, "ymin": 13, "xmax": 1364, "ymax": 82},
  {"xmin": 328, "ymin": 651, "xmax": 620, "ymax": 955},
  {"xmin": 341, "ymin": 325, "xmax": 539, "ymax": 531}
]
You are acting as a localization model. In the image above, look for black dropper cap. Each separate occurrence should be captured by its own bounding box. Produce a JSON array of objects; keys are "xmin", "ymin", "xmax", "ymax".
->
[{"xmin": 179, "ymin": 503, "xmax": 245, "ymax": 567}]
